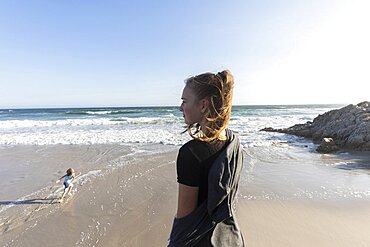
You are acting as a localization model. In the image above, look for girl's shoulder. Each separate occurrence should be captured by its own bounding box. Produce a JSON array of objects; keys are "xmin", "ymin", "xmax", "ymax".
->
[
  {"xmin": 180, "ymin": 139, "xmax": 208, "ymax": 153},
  {"xmin": 180, "ymin": 139, "xmax": 226, "ymax": 163},
  {"xmin": 179, "ymin": 140, "xmax": 207, "ymax": 163}
]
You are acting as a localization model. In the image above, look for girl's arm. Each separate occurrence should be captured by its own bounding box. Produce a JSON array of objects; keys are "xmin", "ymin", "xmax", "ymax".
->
[
  {"xmin": 56, "ymin": 175, "xmax": 66, "ymax": 183},
  {"xmin": 176, "ymin": 183, "xmax": 198, "ymax": 218},
  {"xmin": 73, "ymin": 172, "xmax": 82, "ymax": 179}
]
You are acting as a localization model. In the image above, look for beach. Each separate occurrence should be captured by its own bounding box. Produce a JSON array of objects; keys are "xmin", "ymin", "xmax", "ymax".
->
[
  {"xmin": 0, "ymin": 144, "xmax": 179, "ymax": 247},
  {"xmin": 1, "ymin": 105, "xmax": 370, "ymax": 246},
  {"xmin": 1, "ymin": 143, "xmax": 370, "ymax": 247},
  {"xmin": 239, "ymin": 200, "xmax": 370, "ymax": 247},
  {"xmin": 2, "ymin": 0, "xmax": 370, "ymax": 245}
]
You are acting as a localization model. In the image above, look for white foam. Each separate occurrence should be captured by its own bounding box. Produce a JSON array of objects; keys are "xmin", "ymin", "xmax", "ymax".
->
[
  {"xmin": 85, "ymin": 111, "xmax": 113, "ymax": 115},
  {"xmin": 0, "ymin": 119, "xmax": 113, "ymax": 129},
  {"xmin": 78, "ymin": 170, "xmax": 103, "ymax": 186},
  {"xmin": 0, "ymin": 126, "xmax": 188, "ymax": 145},
  {"xmin": 0, "ymin": 116, "xmax": 181, "ymax": 130}
]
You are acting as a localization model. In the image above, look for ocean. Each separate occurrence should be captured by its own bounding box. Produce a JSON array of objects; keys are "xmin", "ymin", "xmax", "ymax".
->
[{"xmin": 0, "ymin": 104, "xmax": 343, "ymax": 147}]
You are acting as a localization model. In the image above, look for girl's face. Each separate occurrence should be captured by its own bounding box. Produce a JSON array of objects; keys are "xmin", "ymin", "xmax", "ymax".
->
[{"xmin": 180, "ymin": 85, "xmax": 206, "ymax": 125}]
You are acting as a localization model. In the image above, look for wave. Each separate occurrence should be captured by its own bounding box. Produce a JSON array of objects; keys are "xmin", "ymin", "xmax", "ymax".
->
[
  {"xmin": 110, "ymin": 116, "xmax": 181, "ymax": 124},
  {"xmin": 0, "ymin": 116, "xmax": 182, "ymax": 129},
  {"xmin": 0, "ymin": 127, "xmax": 189, "ymax": 146},
  {"xmin": 0, "ymin": 119, "xmax": 113, "ymax": 129},
  {"xmin": 65, "ymin": 110, "xmax": 143, "ymax": 115}
]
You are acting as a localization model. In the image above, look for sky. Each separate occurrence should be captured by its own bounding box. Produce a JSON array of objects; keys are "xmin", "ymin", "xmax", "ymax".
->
[{"xmin": 0, "ymin": 0, "xmax": 369, "ymax": 108}]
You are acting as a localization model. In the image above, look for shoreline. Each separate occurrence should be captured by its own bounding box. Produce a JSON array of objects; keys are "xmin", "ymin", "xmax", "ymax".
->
[{"xmin": 1, "ymin": 144, "xmax": 370, "ymax": 246}]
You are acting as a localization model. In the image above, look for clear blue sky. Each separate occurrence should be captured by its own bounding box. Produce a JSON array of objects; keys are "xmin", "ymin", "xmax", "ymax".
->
[{"xmin": 1, "ymin": 0, "xmax": 369, "ymax": 108}]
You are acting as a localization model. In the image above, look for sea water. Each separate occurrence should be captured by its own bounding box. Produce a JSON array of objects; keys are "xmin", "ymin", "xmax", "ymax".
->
[{"xmin": 0, "ymin": 104, "xmax": 341, "ymax": 147}]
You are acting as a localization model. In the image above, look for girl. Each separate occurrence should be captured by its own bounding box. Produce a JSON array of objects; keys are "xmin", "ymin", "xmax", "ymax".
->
[
  {"xmin": 169, "ymin": 70, "xmax": 245, "ymax": 246},
  {"xmin": 56, "ymin": 168, "xmax": 81, "ymax": 203}
]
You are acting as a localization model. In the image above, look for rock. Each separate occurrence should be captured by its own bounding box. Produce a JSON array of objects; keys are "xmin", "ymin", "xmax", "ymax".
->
[
  {"xmin": 260, "ymin": 127, "xmax": 280, "ymax": 132},
  {"xmin": 316, "ymin": 138, "xmax": 339, "ymax": 153},
  {"xmin": 260, "ymin": 101, "xmax": 370, "ymax": 152}
]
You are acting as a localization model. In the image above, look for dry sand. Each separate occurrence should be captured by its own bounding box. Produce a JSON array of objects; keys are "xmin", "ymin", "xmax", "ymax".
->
[
  {"xmin": 238, "ymin": 200, "xmax": 370, "ymax": 247},
  {"xmin": 1, "ymin": 144, "xmax": 370, "ymax": 247}
]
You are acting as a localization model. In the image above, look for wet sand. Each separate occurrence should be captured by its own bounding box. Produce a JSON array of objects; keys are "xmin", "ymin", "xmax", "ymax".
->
[{"xmin": 1, "ymin": 144, "xmax": 370, "ymax": 247}]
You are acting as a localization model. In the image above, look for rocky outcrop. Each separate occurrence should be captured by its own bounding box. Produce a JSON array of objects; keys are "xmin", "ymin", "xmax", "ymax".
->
[
  {"xmin": 316, "ymin": 138, "xmax": 340, "ymax": 153},
  {"xmin": 261, "ymin": 102, "xmax": 370, "ymax": 152}
]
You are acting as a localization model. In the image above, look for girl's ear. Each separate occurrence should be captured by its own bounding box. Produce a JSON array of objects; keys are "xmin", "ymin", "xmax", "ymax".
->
[{"xmin": 200, "ymin": 98, "xmax": 209, "ymax": 113}]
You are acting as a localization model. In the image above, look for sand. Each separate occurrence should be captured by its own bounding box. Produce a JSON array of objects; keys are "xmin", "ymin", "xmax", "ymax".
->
[
  {"xmin": 1, "ymin": 144, "xmax": 370, "ymax": 247},
  {"xmin": 238, "ymin": 200, "xmax": 370, "ymax": 247}
]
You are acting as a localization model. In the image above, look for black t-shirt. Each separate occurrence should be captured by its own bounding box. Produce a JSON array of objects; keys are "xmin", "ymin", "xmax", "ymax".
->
[{"xmin": 177, "ymin": 138, "xmax": 228, "ymax": 205}]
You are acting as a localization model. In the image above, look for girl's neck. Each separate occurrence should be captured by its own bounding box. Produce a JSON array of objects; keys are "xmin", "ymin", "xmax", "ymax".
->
[{"xmin": 200, "ymin": 123, "xmax": 227, "ymax": 141}]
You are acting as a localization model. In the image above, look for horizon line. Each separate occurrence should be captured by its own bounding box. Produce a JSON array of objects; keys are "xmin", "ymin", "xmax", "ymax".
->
[{"xmin": 0, "ymin": 102, "xmax": 351, "ymax": 110}]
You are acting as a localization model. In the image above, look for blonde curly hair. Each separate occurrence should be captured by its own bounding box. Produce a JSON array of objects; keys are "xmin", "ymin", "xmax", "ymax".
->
[{"xmin": 184, "ymin": 70, "xmax": 234, "ymax": 142}]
